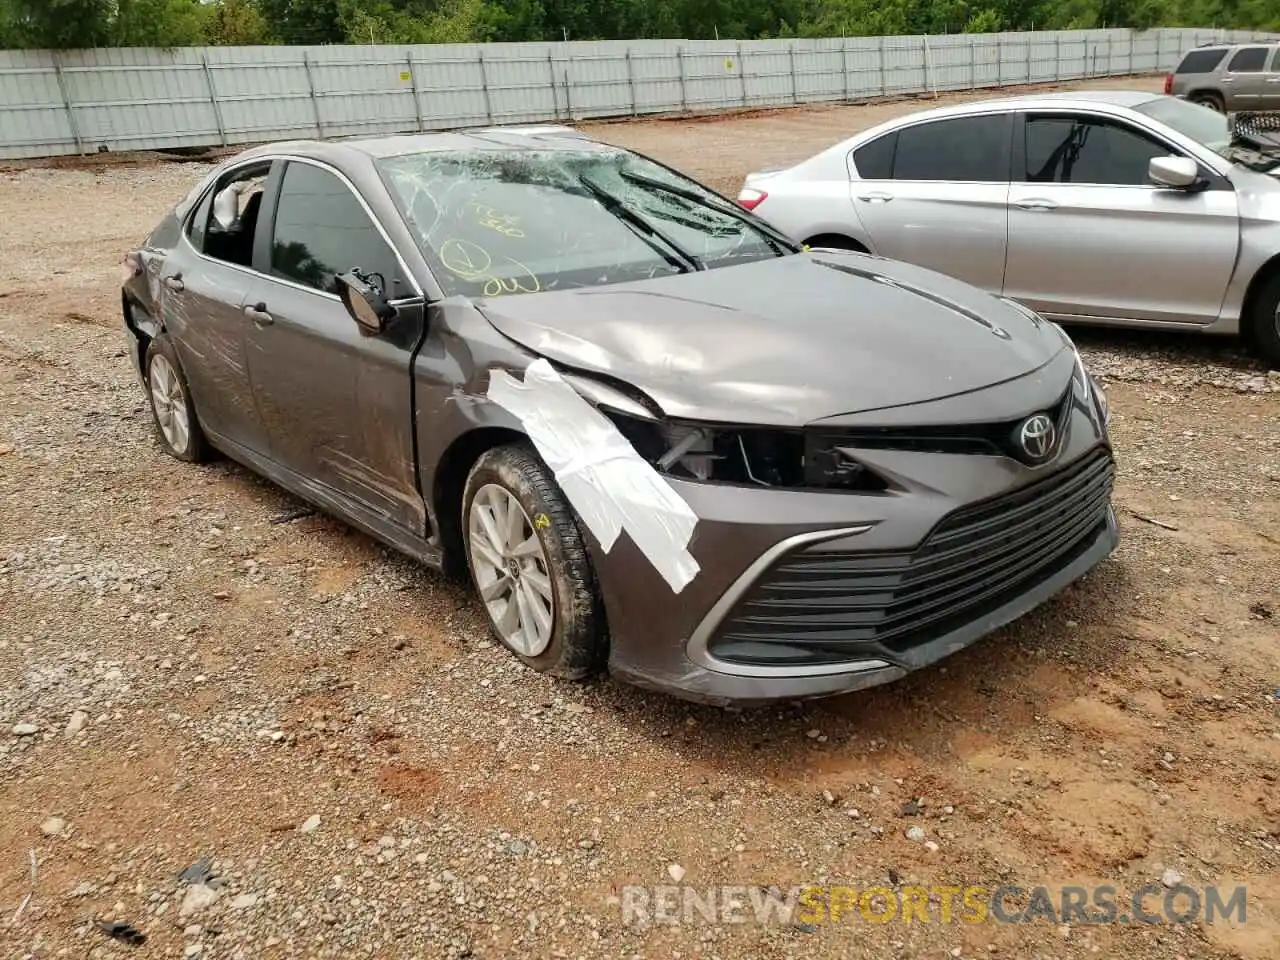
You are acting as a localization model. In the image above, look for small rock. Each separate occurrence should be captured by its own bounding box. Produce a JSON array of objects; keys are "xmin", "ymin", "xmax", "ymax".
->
[
  {"xmin": 229, "ymin": 892, "xmax": 259, "ymax": 910},
  {"xmin": 65, "ymin": 711, "xmax": 89, "ymax": 736},
  {"xmin": 924, "ymin": 841, "xmax": 940, "ymax": 853},
  {"xmin": 667, "ymin": 863, "xmax": 686, "ymax": 883},
  {"xmin": 906, "ymin": 826, "xmax": 926, "ymax": 842},
  {"xmin": 12, "ymin": 723, "xmax": 40, "ymax": 737},
  {"xmin": 0, "ymin": 443, "xmax": 13, "ymax": 455},
  {"xmin": 805, "ymin": 729, "xmax": 821, "ymax": 740},
  {"xmin": 184, "ymin": 945, "xmax": 203, "ymax": 959},
  {"xmin": 40, "ymin": 816, "xmax": 67, "ymax": 837},
  {"xmin": 1161, "ymin": 868, "xmax": 1184, "ymax": 888},
  {"xmin": 184, "ymin": 925, "xmax": 202, "ymax": 938},
  {"xmin": 299, "ymin": 814, "xmax": 321, "ymax": 834},
  {"xmin": 179, "ymin": 884, "xmax": 220, "ymax": 918},
  {"xmin": 821, "ymin": 790, "xmax": 837, "ymax": 806},
  {"xmin": 901, "ymin": 800, "xmax": 921, "ymax": 817}
]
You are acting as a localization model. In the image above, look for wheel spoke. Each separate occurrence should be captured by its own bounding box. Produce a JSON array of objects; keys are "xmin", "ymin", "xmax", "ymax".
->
[
  {"xmin": 522, "ymin": 579, "xmax": 553, "ymax": 643},
  {"xmin": 170, "ymin": 405, "xmax": 189, "ymax": 450},
  {"xmin": 479, "ymin": 573, "xmax": 510, "ymax": 602},
  {"xmin": 470, "ymin": 533, "xmax": 505, "ymax": 571},
  {"xmin": 497, "ymin": 594, "xmax": 520, "ymax": 636},
  {"xmin": 513, "ymin": 582, "xmax": 538, "ymax": 653},
  {"xmin": 523, "ymin": 566, "xmax": 553, "ymax": 604},
  {"xmin": 510, "ymin": 534, "xmax": 542, "ymax": 558},
  {"xmin": 501, "ymin": 490, "xmax": 524, "ymax": 547},
  {"xmin": 475, "ymin": 502, "xmax": 505, "ymax": 558}
]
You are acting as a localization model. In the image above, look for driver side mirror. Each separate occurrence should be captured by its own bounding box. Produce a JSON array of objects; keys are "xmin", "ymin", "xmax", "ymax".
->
[
  {"xmin": 1148, "ymin": 155, "xmax": 1200, "ymax": 189},
  {"xmin": 337, "ymin": 270, "xmax": 396, "ymax": 336}
]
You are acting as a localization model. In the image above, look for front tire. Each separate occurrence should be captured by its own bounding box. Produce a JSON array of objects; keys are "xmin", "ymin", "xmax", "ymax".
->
[
  {"xmin": 1190, "ymin": 92, "xmax": 1225, "ymax": 113},
  {"xmin": 462, "ymin": 442, "xmax": 605, "ymax": 679},
  {"xmin": 145, "ymin": 334, "xmax": 211, "ymax": 462},
  {"xmin": 1244, "ymin": 271, "xmax": 1280, "ymax": 369}
]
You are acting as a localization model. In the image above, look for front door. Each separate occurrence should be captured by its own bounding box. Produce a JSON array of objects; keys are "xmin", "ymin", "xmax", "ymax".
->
[
  {"xmin": 1004, "ymin": 112, "xmax": 1239, "ymax": 326},
  {"xmin": 243, "ymin": 158, "xmax": 427, "ymax": 533},
  {"xmin": 848, "ymin": 112, "xmax": 1012, "ymax": 293}
]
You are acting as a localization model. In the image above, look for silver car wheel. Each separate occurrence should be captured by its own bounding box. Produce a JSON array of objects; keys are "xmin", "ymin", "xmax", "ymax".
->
[
  {"xmin": 467, "ymin": 482, "xmax": 555, "ymax": 657},
  {"xmin": 148, "ymin": 353, "xmax": 190, "ymax": 455}
]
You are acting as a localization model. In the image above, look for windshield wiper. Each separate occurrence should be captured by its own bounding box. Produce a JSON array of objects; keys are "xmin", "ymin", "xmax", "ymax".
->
[
  {"xmin": 575, "ymin": 174, "xmax": 701, "ymax": 273},
  {"xmin": 616, "ymin": 169, "xmax": 799, "ymax": 256}
]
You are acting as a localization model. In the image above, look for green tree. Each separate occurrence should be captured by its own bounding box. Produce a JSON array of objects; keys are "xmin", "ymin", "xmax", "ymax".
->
[{"xmin": 205, "ymin": 0, "xmax": 271, "ymax": 44}]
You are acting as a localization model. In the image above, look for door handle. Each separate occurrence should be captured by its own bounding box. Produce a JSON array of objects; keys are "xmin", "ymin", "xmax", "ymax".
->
[
  {"xmin": 244, "ymin": 302, "xmax": 274, "ymax": 326},
  {"xmin": 163, "ymin": 275, "xmax": 184, "ymax": 292},
  {"xmin": 1266, "ymin": 77, "xmax": 1280, "ymax": 83},
  {"xmin": 857, "ymin": 191, "xmax": 894, "ymax": 203},
  {"xmin": 1014, "ymin": 198, "xmax": 1058, "ymax": 211}
]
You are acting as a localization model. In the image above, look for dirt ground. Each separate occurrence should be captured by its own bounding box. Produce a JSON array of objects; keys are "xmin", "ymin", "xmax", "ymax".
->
[{"xmin": 1, "ymin": 75, "xmax": 1278, "ymax": 960}]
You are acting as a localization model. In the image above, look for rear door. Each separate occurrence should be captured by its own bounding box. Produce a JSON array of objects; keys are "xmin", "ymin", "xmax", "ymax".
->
[
  {"xmin": 847, "ymin": 112, "xmax": 1011, "ymax": 292},
  {"xmin": 1004, "ymin": 110, "xmax": 1238, "ymax": 326},
  {"xmin": 243, "ymin": 158, "xmax": 428, "ymax": 533},
  {"xmin": 158, "ymin": 160, "xmax": 276, "ymax": 455},
  {"xmin": 1262, "ymin": 47, "xmax": 1280, "ymax": 110},
  {"xmin": 1222, "ymin": 45, "xmax": 1271, "ymax": 109}
]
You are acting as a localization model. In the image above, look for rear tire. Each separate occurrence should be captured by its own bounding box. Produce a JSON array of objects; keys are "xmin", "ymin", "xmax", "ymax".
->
[
  {"xmin": 1190, "ymin": 91, "xmax": 1225, "ymax": 113},
  {"xmin": 145, "ymin": 334, "xmax": 212, "ymax": 463},
  {"xmin": 1244, "ymin": 271, "xmax": 1280, "ymax": 370},
  {"xmin": 462, "ymin": 442, "xmax": 605, "ymax": 680}
]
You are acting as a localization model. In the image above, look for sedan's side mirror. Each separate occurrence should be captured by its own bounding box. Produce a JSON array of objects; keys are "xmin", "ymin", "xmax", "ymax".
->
[
  {"xmin": 337, "ymin": 270, "xmax": 395, "ymax": 336},
  {"xmin": 1148, "ymin": 155, "xmax": 1199, "ymax": 189}
]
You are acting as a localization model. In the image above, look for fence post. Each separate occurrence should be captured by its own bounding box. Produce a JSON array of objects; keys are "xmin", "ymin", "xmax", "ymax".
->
[
  {"xmin": 1025, "ymin": 36, "xmax": 1032, "ymax": 82},
  {"xmin": 548, "ymin": 51, "xmax": 559, "ymax": 119},
  {"xmin": 841, "ymin": 39, "xmax": 850, "ymax": 101},
  {"xmin": 677, "ymin": 46, "xmax": 687, "ymax": 112},
  {"xmin": 738, "ymin": 42, "xmax": 748, "ymax": 106},
  {"xmin": 406, "ymin": 52, "xmax": 424, "ymax": 131},
  {"xmin": 878, "ymin": 36, "xmax": 887, "ymax": 95},
  {"xmin": 563, "ymin": 67, "xmax": 572, "ymax": 121},
  {"xmin": 478, "ymin": 50, "xmax": 493, "ymax": 123},
  {"xmin": 1054, "ymin": 34, "xmax": 1061, "ymax": 81},
  {"xmin": 996, "ymin": 36, "xmax": 1003, "ymax": 86},
  {"xmin": 969, "ymin": 36, "xmax": 976, "ymax": 89},
  {"xmin": 625, "ymin": 49, "xmax": 636, "ymax": 115},
  {"xmin": 51, "ymin": 53, "xmax": 84, "ymax": 155},
  {"xmin": 200, "ymin": 55, "xmax": 228, "ymax": 147},
  {"xmin": 789, "ymin": 44, "xmax": 798, "ymax": 104},
  {"xmin": 302, "ymin": 51, "xmax": 323, "ymax": 138}
]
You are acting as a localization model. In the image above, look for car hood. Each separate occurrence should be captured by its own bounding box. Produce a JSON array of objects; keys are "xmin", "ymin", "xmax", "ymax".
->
[{"xmin": 476, "ymin": 252, "xmax": 1067, "ymax": 426}]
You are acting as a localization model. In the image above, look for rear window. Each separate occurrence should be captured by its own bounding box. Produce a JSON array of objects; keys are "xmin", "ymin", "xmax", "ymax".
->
[
  {"xmin": 852, "ymin": 133, "xmax": 896, "ymax": 179},
  {"xmin": 892, "ymin": 115, "xmax": 1010, "ymax": 182},
  {"xmin": 1227, "ymin": 47, "xmax": 1268, "ymax": 72},
  {"xmin": 1175, "ymin": 49, "xmax": 1227, "ymax": 74}
]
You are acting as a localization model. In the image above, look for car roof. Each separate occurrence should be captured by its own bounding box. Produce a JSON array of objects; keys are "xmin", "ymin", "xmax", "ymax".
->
[
  {"xmin": 231, "ymin": 127, "xmax": 613, "ymax": 165},
  {"xmin": 891, "ymin": 89, "xmax": 1164, "ymax": 123}
]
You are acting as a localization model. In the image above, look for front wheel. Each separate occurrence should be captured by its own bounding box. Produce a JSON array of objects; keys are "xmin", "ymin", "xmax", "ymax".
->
[
  {"xmin": 462, "ymin": 442, "xmax": 605, "ymax": 679},
  {"xmin": 1244, "ymin": 272, "xmax": 1280, "ymax": 370},
  {"xmin": 1190, "ymin": 92, "xmax": 1225, "ymax": 113}
]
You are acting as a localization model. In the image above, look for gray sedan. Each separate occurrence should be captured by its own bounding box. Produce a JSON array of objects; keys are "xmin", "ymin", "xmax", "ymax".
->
[
  {"xmin": 738, "ymin": 91, "xmax": 1280, "ymax": 367},
  {"xmin": 121, "ymin": 128, "xmax": 1116, "ymax": 705}
]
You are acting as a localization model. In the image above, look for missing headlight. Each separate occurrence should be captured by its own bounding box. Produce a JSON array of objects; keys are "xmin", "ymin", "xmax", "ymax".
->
[{"xmin": 602, "ymin": 411, "xmax": 886, "ymax": 492}]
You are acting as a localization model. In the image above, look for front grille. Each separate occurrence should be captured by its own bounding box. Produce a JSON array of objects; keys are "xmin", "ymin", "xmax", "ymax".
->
[{"xmin": 708, "ymin": 448, "xmax": 1115, "ymax": 666}]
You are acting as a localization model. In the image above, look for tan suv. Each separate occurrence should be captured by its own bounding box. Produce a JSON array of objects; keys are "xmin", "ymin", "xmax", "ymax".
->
[{"xmin": 1165, "ymin": 41, "xmax": 1280, "ymax": 113}]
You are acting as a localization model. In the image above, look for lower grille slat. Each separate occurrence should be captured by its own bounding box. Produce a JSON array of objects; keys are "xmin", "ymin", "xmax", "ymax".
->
[{"xmin": 710, "ymin": 448, "xmax": 1116, "ymax": 665}]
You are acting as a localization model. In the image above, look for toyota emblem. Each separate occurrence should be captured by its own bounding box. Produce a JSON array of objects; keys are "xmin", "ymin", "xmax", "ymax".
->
[{"xmin": 1018, "ymin": 414, "xmax": 1056, "ymax": 462}]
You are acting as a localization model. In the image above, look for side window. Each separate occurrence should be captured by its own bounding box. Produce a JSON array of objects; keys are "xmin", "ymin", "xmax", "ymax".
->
[
  {"xmin": 1269, "ymin": 48, "xmax": 1280, "ymax": 72},
  {"xmin": 270, "ymin": 162, "xmax": 402, "ymax": 297},
  {"xmin": 890, "ymin": 115, "xmax": 1009, "ymax": 182},
  {"xmin": 186, "ymin": 164, "xmax": 269, "ymax": 269},
  {"xmin": 1024, "ymin": 116, "xmax": 1169, "ymax": 186},
  {"xmin": 852, "ymin": 132, "xmax": 896, "ymax": 179},
  {"xmin": 1174, "ymin": 49, "xmax": 1227, "ymax": 74},
  {"xmin": 1227, "ymin": 47, "xmax": 1268, "ymax": 72}
]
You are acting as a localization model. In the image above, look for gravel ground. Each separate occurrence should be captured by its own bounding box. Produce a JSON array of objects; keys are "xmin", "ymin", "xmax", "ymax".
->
[{"xmin": 2, "ymin": 76, "xmax": 1279, "ymax": 960}]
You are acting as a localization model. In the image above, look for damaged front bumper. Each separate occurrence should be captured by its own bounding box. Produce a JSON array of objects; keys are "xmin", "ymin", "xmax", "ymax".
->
[{"xmin": 594, "ymin": 438, "xmax": 1119, "ymax": 707}]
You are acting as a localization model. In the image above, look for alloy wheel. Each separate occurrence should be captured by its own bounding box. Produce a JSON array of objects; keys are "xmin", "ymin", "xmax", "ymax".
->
[
  {"xmin": 148, "ymin": 354, "xmax": 190, "ymax": 455},
  {"xmin": 467, "ymin": 483, "xmax": 555, "ymax": 656}
]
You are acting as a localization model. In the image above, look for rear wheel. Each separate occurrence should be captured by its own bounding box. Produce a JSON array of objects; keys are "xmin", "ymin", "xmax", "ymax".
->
[
  {"xmin": 1244, "ymin": 271, "xmax": 1280, "ymax": 369},
  {"xmin": 462, "ymin": 442, "xmax": 605, "ymax": 679},
  {"xmin": 1190, "ymin": 91, "xmax": 1225, "ymax": 113},
  {"xmin": 145, "ymin": 334, "xmax": 211, "ymax": 462}
]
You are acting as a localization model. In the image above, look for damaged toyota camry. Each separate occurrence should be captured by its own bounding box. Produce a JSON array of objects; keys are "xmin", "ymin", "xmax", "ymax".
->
[{"xmin": 120, "ymin": 127, "xmax": 1118, "ymax": 705}]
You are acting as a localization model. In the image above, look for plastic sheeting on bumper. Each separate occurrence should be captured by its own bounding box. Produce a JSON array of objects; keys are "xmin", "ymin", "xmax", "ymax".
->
[{"xmin": 487, "ymin": 359, "xmax": 700, "ymax": 593}]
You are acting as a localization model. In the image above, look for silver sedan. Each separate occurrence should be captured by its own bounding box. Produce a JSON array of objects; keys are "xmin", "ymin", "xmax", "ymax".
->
[{"xmin": 738, "ymin": 91, "xmax": 1280, "ymax": 367}]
